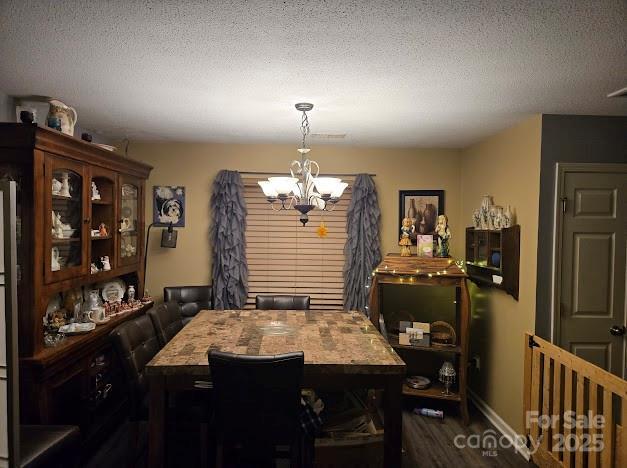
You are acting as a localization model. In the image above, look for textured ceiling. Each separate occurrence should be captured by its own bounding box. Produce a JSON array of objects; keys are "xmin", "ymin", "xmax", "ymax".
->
[{"xmin": 0, "ymin": 1, "xmax": 625, "ymax": 147}]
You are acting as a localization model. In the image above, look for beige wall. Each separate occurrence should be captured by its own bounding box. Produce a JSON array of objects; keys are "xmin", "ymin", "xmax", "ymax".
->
[
  {"xmin": 130, "ymin": 143, "xmax": 462, "ymax": 301},
  {"xmin": 460, "ymin": 114, "xmax": 542, "ymax": 433},
  {"xmin": 131, "ymin": 116, "xmax": 541, "ymax": 434}
]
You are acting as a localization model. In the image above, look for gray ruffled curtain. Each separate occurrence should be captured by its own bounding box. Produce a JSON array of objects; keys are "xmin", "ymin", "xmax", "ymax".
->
[
  {"xmin": 343, "ymin": 174, "xmax": 381, "ymax": 313},
  {"xmin": 211, "ymin": 170, "xmax": 248, "ymax": 309}
]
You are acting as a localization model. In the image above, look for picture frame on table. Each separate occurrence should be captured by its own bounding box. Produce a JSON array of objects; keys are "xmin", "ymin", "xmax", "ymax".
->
[{"xmin": 398, "ymin": 190, "xmax": 445, "ymax": 244}]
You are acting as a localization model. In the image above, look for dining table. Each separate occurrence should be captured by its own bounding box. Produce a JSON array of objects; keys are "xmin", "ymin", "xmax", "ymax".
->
[{"xmin": 145, "ymin": 309, "xmax": 406, "ymax": 467}]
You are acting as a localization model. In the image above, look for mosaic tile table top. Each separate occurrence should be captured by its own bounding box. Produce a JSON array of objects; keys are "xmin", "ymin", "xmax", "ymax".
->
[{"xmin": 146, "ymin": 310, "xmax": 405, "ymax": 377}]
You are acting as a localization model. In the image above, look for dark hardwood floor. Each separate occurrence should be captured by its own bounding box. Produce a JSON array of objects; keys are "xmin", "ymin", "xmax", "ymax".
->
[
  {"xmin": 401, "ymin": 401, "xmax": 535, "ymax": 467},
  {"xmin": 86, "ymin": 402, "xmax": 535, "ymax": 467}
]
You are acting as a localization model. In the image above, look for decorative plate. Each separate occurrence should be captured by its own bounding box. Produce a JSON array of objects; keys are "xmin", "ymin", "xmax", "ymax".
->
[
  {"xmin": 99, "ymin": 278, "xmax": 126, "ymax": 302},
  {"xmin": 406, "ymin": 376, "xmax": 431, "ymax": 390},
  {"xmin": 59, "ymin": 322, "xmax": 96, "ymax": 335}
]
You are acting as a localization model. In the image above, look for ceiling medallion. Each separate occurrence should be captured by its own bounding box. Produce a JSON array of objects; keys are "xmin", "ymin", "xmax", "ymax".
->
[{"xmin": 258, "ymin": 103, "xmax": 348, "ymax": 226}]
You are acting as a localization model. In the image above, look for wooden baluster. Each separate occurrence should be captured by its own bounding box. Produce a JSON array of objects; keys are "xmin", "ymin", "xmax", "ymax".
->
[
  {"xmin": 552, "ymin": 361, "xmax": 562, "ymax": 461},
  {"xmin": 530, "ymin": 347, "xmax": 543, "ymax": 449},
  {"xmin": 524, "ymin": 334, "xmax": 533, "ymax": 434},
  {"xmin": 575, "ymin": 374, "xmax": 585, "ymax": 467},
  {"xmin": 563, "ymin": 368, "xmax": 573, "ymax": 468},
  {"xmin": 542, "ymin": 354, "xmax": 552, "ymax": 452},
  {"xmin": 588, "ymin": 382, "xmax": 598, "ymax": 468},
  {"xmin": 601, "ymin": 389, "xmax": 613, "ymax": 468},
  {"xmin": 619, "ymin": 398, "xmax": 626, "ymax": 468}
]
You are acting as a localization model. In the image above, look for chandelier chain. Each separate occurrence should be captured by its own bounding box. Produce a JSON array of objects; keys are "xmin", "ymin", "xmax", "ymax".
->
[{"xmin": 300, "ymin": 110, "xmax": 310, "ymax": 149}]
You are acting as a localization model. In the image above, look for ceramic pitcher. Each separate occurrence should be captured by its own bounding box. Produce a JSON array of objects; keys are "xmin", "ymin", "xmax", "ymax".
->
[{"xmin": 47, "ymin": 99, "xmax": 77, "ymax": 136}]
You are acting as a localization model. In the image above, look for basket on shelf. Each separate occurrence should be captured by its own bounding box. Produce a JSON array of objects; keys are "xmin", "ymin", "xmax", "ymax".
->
[{"xmin": 430, "ymin": 321, "xmax": 456, "ymax": 347}]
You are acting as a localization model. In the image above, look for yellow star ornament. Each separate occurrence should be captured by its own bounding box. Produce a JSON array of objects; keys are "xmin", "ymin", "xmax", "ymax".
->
[{"xmin": 316, "ymin": 221, "xmax": 328, "ymax": 238}]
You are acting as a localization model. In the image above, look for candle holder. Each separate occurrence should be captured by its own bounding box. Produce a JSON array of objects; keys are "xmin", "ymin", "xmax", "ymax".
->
[{"xmin": 438, "ymin": 361, "xmax": 456, "ymax": 396}]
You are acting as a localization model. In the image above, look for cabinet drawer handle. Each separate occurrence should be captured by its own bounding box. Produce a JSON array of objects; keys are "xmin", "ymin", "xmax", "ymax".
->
[{"xmin": 84, "ymin": 218, "xmax": 90, "ymax": 224}]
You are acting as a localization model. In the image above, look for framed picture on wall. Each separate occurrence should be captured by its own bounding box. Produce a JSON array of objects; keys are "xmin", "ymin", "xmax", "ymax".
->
[
  {"xmin": 153, "ymin": 186, "xmax": 185, "ymax": 227},
  {"xmin": 399, "ymin": 190, "xmax": 445, "ymax": 243}
]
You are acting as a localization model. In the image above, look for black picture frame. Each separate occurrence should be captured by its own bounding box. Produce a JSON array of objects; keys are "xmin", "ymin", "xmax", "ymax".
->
[{"xmin": 398, "ymin": 190, "xmax": 445, "ymax": 244}]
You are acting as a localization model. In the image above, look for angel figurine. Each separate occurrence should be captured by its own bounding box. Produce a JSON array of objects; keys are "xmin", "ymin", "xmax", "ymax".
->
[
  {"xmin": 101, "ymin": 256, "xmax": 111, "ymax": 271},
  {"xmin": 436, "ymin": 214, "xmax": 451, "ymax": 258},
  {"xmin": 399, "ymin": 217, "xmax": 413, "ymax": 257}
]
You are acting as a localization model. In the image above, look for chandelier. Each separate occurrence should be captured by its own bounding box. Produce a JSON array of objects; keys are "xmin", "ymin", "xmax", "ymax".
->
[{"xmin": 258, "ymin": 103, "xmax": 348, "ymax": 226}]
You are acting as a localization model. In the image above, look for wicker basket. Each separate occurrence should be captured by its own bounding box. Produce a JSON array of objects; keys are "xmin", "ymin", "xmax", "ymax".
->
[{"xmin": 430, "ymin": 321, "xmax": 457, "ymax": 347}]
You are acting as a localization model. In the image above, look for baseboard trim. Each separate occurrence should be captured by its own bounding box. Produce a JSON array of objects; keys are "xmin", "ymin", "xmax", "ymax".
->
[{"xmin": 468, "ymin": 388, "xmax": 531, "ymax": 461}]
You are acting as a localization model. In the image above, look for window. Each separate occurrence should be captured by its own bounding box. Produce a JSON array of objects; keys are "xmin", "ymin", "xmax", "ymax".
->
[{"xmin": 242, "ymin": 176, "xmax": 352, "ymax": 310}]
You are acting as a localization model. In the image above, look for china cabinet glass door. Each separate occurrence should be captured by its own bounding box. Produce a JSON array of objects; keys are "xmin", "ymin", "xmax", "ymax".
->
[
  {"xmin": 117, "ymin": 177, "xmax": 141, "ymax": 267},
  {"xmin": 44, "ymin": 155, "xmax": 88, "ymax": 283},
  {"xmin": 90, "ymin": 168, "xmax": 117, "ymax": 277}
]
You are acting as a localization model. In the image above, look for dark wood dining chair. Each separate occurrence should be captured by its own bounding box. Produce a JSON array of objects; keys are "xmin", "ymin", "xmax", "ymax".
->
[
  {"xmin": 110, "ymin": 314, "xmax": 161, "ymax": 467},
  {"xmin": 164, "ymin": 285, "xmax": 213, "ymax": 324},
  {"xmin": 208, "ymin": 350, "xmax": 308, "ymax": 467},
  {"xmin": 255, "ymin": 295, "xmax": 311, "ymax": 310},
  {"xmin": 147, "ymin": 302, "xmax": 184, "ymax": 347}
]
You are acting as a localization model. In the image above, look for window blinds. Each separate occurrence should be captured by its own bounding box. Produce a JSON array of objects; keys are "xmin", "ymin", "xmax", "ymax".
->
[{"xmin": 242, "ymin": 176, "xmax": 352, "ymax": 310}]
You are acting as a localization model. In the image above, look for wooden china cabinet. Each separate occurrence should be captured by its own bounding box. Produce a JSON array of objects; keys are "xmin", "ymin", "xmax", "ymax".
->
[{"xmin": 0, "ymin": 123, "xmax": 152, "ymax": 452}]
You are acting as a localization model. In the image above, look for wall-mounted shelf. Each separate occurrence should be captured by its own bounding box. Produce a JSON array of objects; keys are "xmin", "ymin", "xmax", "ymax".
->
[{"xmin": 465, "ymin": 225, "xmax": 520, "ymax": 300}]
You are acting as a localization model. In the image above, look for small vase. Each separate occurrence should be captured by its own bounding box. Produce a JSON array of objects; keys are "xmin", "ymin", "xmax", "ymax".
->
[
  {"xmin": 494, "ymin": 205, "xmax": 504, "ymax": 230},
  {"xmin": 472, "ymin": 210, "xmax": 481, "ymax": 229},
  {"xmin": 480, "ymin": 195, "xmax": 492, "ymax": 230},
  {"xmin": 503, "ymin": 205, "xmax": 514, "ymax": 228}
]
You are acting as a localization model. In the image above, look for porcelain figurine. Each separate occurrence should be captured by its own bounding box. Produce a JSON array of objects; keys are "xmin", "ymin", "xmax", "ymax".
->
[
  {"xmin": 91, "ymin": 181, "xmax": 101, "ymax": 200},
  {"xmin": 51, "ymin": 247, "xmax": 61, "ymax": 271},
  {"xmin": 98, "ymin": 223, "xmax": 108, "ymax": 237},
  {"xmin": 52, "ymin": 178, "xmax": 62, "ymax": 195},
  {"xmin": 127, "ymin": 285, "xmax": 136, "ymax": 302},
  {"xmin": 58, "ymin": 172, "xmax": 71, "ymax": 198},
  {"xmin": 399, "ymin": 217, "xmax": 413, "ymax": 257},
  {"xmin": 101, "ymin": 256, "xmax": 111, "ymax": 271},
  {"xmin": 91, "ymin": 262, "xmax": 100, "ymax": 274},
  {"xmin": 47, "ymin": 99, "xmax": 78, "ymax": 136},
  {"xmin": 472, "ymin": 210, "xmax": 481, "ymax": 229},
  {"xmin": 436, "ymin": 214, "xmax": 451, "ymax": 257},
  {"xmin": 52, "ymin": 211, "xmax": 64, "ymax": 238}
]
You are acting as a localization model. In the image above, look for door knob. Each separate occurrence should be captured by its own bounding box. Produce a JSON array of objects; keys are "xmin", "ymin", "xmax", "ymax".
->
[{"xmin": 609, "ymin": 325, "xmax": 626, "ymax": 336}]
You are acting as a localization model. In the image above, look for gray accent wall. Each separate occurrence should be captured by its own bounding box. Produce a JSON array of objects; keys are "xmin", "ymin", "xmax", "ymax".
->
[{"xmin": 535, "ymin": 114, "xmax": 627, "ymax": 339}]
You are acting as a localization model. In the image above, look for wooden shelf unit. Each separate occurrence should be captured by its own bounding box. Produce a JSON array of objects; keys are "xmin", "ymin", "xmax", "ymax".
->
[
  {"xmin": 465, "ymin": 225, "xmax": 520, "ymax": 300},
  {"xmin": 0, "ymin": 123, "xmax": 152, "ymax": 455},
  {"xmin": 368, "ymin": 254, "xmax": 471, "ymax": 424}
]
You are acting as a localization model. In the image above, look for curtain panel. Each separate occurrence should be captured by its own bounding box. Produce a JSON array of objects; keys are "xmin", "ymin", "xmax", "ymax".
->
[
  {"xmin": 210, "ymin": 170, "xmax": 248, "ymax": 309},
  {"xmin": 343, "ymin": 174, "xmax": 381, "ymax": 313}
]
